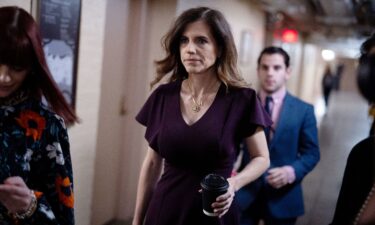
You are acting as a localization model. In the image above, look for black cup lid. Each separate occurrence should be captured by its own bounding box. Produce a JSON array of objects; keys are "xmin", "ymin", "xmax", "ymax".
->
[{"xmin": 200, "ymin": 174, "xmax": 229, "ymax": 191}]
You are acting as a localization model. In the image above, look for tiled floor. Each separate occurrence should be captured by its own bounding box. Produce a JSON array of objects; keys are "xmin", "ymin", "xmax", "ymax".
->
[{"xmin": 296, "ymin": 90, "xmax": 372, "ymax": 225}]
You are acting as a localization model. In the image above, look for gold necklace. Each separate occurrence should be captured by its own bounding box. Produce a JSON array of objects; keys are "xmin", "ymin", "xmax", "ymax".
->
[{"xmin": 186, "ymin": 79, "xmax": 203, "ymax": 113}]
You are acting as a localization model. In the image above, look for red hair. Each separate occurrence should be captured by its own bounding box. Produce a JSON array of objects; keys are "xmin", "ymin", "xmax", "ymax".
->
[{"xmin": 0, "ymin": 6, "xmax": 78, "ymax": 125}]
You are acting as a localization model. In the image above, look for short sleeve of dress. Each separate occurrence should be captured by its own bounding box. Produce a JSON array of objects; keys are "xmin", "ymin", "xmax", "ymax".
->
[
  {"xmin": 237, "ymin": 88, "xmax": 273, "ymax": 138},
  {"xmin": 135, "ymin": 85, "xmax": 166, "ymax": 152}
]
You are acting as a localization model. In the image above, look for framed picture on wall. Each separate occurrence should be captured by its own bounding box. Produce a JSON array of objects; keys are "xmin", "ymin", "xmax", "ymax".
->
[
  {"xmin": 239, "ymin": 30, "xmax": 253, "ymax": 65},
  {"xmin": 37, "ymin": 0, "xmax": 81, "ymax": 108}
]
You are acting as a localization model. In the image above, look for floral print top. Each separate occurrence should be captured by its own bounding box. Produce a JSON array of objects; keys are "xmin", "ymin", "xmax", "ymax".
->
[{"xmin": 0, "ymin": 95, "xmax": 74, "ymax": 225}]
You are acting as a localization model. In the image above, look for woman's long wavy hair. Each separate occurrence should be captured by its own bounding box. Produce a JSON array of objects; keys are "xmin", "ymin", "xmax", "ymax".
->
[
  {"xmin": 151, "ymin": 7, "xmax": 248, "ymax": 89},
  {"xmin": 0, "ymin": 6, "xmax": 78, "ymax": 125}
]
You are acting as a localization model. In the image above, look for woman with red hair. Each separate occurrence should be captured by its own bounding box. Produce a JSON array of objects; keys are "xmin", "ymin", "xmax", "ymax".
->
[{"xmin": 0, "ymin": 6, "xmax": 77, "ymax": 224}]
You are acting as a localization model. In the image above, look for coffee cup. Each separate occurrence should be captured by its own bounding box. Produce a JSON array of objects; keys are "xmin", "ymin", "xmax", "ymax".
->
[{"xmin": 200, "ymin": 173, "xmax": 229, "ymax": 216}]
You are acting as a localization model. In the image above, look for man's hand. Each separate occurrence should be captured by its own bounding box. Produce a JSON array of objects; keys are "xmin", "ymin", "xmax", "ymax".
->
[{"xmin": 266, "ymin": 166, "xmax": 295, "ymax": 189}]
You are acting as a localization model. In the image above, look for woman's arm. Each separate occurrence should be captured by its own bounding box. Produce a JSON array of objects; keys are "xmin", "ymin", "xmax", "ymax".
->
[
  {"xmin": 212, "ymin": 126, "xmax": 269, "ymax": 217},
  {"xmin": 231, "ymin": 126, "xmax": 270, "ymax": 191},
  {"xmin": 132, "ymin": 148, "xmax": 163, "ymax": 225}
]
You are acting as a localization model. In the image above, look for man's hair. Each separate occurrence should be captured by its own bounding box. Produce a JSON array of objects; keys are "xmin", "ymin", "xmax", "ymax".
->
[{"xmin": 257, "ymin": 46, "xmax": 290, "ymax": 68}]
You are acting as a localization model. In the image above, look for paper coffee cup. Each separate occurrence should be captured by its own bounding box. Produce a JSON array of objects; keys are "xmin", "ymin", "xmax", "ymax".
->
[{"xmin": 200, "ymin": 173, "xmax": 229, "ymax": 216}]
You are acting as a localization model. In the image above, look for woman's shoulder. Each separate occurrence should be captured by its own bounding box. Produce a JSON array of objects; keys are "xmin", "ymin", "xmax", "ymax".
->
[
  {"xmin": 151, "ymin": 80, "xmax": 181, "ymax": 96},
  {"xmin": 155, "ymin": 80, "xmax": 180, "ymax": 90},
  {"xmin": 227, "ymin": 86, "xmax": 258, "ymax": 100},
  {"xmin": 138, "ymin": 80, "xmax": 180, "ymax": 113},
  {"xmin": 13, "ymin": 99, "xmax": 67, "ymax": 141},
  {"xmin": 30, "ymin": 100, "xmax": 67, "ymax": 129},
  {"xmin": 349, "ymin": 136, "xmax": 375, "ymax": 160}
]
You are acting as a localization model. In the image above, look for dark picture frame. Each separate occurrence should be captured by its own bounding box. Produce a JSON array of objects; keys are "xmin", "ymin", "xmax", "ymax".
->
[{"xmin": 37, "ymin": 0, "xmax": 81, "ymax": 108}]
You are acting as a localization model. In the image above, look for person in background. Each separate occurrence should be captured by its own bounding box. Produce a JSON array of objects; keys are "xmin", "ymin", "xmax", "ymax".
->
[
  {"xmin": 132, "ymin": 7, "xmax": 272, "ymax": 225},
  {"xmin": 237, "ymin": 46, "xmax": 320, "ymax": 225},
  {"xmin": 334, "ymin": 63, "xmax": 345, "ymax": 91},
  {"xmin": 330, "ymin": 33, "xmax": 375, "ymax": 225},
  {"xmin": 322, "ymin": 65, "xmax": 335, "ymax": 108},
  {"xmin": 0, "ymin": 6, "xmax": 77, "ymax": 224}
]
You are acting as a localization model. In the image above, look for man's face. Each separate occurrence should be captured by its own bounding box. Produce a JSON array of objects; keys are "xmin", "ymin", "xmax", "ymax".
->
[{"xmin": 257, "ymin": 53, "xmax": 291, "ymax": 94}]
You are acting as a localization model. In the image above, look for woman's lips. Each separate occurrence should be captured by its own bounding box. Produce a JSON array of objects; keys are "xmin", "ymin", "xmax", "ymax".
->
[{"xmin": 0, "ymin": 85, "xmax": 13, "ymax": 90}]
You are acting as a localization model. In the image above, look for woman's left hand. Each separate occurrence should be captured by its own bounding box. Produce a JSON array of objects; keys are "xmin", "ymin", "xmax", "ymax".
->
[
  {"xmin": 211, "ymin": 177, "xmax": 236, "ymax": 217},
  {"xmin": 0, "ymin": 176, "xmax": 34, "ymax": 214}
]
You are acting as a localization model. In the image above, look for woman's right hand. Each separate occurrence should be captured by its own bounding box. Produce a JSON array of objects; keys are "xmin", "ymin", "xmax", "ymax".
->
[
  {"xmin": 0, "ymin": 176, "xmax": 34, "ymax": 214},
  {"xmin": 211, "ymin": 177, "xmax": 236, "ymax": 217}
]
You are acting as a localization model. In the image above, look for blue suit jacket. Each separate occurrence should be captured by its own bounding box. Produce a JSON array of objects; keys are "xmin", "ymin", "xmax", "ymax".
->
[{"xmin": 238, "ymin": 93, "xmax": 320, "ymax": 218}]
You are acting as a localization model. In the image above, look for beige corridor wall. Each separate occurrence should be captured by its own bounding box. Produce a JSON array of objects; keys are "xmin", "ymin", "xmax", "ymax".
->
[
  {"xmin": 90, "ymin": 0, "xmax": 130, "ymax": 224},
  {"xmin": 0, "ymin": 0, "xmax": 31, "ymax": 9},
  {"xmin": 67, "ymin": 0, "xmax": 107, "ymax": 225},
  {"xmin": 299, "ymin": 43, "xmax": 323, "ymax": 104},
  {"xmin": 336, "ymin": 58, "xmax": 357, "ymax": 92},
  {"xmin": 116, "ymin": 0, "xmax": 178, "ymax": 221}
]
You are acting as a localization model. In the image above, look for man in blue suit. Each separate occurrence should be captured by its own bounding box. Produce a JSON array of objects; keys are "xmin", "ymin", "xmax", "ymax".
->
[{"xmin": 237, "ymin": 46, "xmax": 320, "ymax": 225}]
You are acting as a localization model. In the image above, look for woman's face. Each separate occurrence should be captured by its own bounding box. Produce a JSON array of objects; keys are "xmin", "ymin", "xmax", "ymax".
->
[
  {"xmin": 179, "ymin": 20, "xmax": 219, "ymax": 75},
  {"xmin": 0, "ymin": 64, "xmax": 28, "ymax": 98}
]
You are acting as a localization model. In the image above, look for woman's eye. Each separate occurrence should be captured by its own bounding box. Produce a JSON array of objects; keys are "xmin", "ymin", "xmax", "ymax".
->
[
  {"xmin": 10, "ymin": 66, "xmax": 26, "ymax": 72},
  {"xmin": 197, "ymin": 38, "xmax": 207, "ymax": 45},
  {"xmin": 180, "ymin": 37, "xmax": 188, "ymax": 44}
]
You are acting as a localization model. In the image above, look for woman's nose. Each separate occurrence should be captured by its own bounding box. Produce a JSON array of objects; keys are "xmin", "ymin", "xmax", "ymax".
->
[
  {"xmin": 186, "ymin": 42, "xmax": 196, "ymax": 54},
  {"xmin": 0, "ymin": 65, "xmax": 11, "ymax": 83}
]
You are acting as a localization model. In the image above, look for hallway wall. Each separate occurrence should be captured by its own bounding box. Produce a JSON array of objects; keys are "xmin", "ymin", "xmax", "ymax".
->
[
  {"xmin": 91, "ymin": 0, "xmax": 130, "ymax": 224},
  {"xmin": 116, "ymin": 0, "xmax": 178, "ymax": 221},
  {"xmin": 337, "ymin": 58, "xmax": 358, "ymax": 92},
  {"xmin": 68, "ymin": 0, "xmax": 107, "ymax": 224},
  {"xmin": 0, "ymin": 0, "xmax": 31, "ymax": 9},
  {"xmin": 299, "ymin": 43, "xmax": 325, "ymax": 105}
]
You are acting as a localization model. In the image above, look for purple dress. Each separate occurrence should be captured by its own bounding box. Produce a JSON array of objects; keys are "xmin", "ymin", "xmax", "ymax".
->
[{"xmin": 136, "ymin": 80, "xmax": 271, "ymax": 225}]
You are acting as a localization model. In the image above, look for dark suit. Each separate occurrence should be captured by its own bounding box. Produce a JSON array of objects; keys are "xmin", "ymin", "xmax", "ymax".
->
[{"xmin": 237, "ymin": 93, "xmax": 320, "ymax": 224}]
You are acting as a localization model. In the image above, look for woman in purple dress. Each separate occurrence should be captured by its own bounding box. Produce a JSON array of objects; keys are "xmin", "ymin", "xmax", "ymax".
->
[{"xmin": 132, "ymin": 7, "xmax": 272, "ymax": 225}]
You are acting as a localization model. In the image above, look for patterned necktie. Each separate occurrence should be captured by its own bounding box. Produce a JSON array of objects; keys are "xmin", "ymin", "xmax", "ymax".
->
[{"xmin": 264, "ymin": 96, "xmax": 273, "ymax": 141}]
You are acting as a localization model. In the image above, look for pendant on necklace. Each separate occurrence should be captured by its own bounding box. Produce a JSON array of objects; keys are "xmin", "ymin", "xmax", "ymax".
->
[{"xmin": 192, "ymin": 104, "xmax": 201, "ymax": 112}]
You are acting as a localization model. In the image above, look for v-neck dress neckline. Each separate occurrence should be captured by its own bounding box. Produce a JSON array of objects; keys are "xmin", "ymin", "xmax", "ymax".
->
[{"xmin": 178, "ymin": 80, "xmax": 223, "ymax": 127}]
